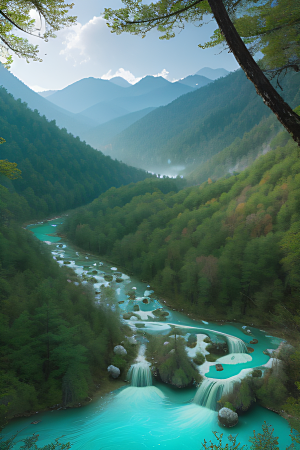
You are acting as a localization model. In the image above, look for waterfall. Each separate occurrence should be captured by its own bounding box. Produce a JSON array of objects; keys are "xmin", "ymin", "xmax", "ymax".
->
[
  {"xmin": 193, "ymin": 379, "xmax": 233, "ymax": 410},
  {"xmin": 193, "ymin": 369, "xmax": 252, "ymax": 410},
  {"xmin": 225, "ymin": 335, "xmax": 248, "ymax": 354},
  {"xmin": 127, "ymin": 344, "xmax": 152, "ymax": 387},
  {"xmin": 127, "ymin": 362, "xmax": 152, "ymax": 387}
]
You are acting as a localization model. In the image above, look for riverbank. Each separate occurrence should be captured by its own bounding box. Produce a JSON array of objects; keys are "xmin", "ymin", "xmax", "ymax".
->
[{"xmin": 10, "ymin": 373, "xmax": 127, "ymax": 421}]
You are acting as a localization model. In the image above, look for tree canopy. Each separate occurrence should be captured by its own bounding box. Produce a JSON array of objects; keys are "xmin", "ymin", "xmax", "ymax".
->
[{"xmin": 0, "ymin": 0, "xmax": 76, "ymax": 67}]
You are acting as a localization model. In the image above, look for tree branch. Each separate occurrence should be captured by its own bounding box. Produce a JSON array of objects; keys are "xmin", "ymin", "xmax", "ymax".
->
[
  {"xmin": 125, "ymin": 0, "xmax": 205, "ymax": 25},
  {"xmin": 0, "ymin": 9, "xmax": 42, "ymax": 38},
  {"xmin": 207, "ymin": 0, "xmax": 300, "ymax": 146}
]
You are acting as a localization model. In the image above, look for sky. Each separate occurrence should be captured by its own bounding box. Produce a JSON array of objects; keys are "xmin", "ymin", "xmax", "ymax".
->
[{"xmin": 9, "ymin": 0, "xmax": 239, "ymax": 91}]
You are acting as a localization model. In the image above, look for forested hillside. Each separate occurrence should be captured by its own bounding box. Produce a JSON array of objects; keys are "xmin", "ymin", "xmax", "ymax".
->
[
  {"xmin": 0, "ymin": 87, "xmax": 150, "ymax": 219},
  {"xmin": 63, "ymin": 128, "xmax": 300, "ymax": 428},
  {"xmin": 81, "ymin": 107, "xmax": 156, "ymax": 149},
  {"xmin": 63, "ymin": 130, "xmax": 299, "ymax": 331},
  {"xmin": 187, "ymin": 114, "xmax": 283, "ymax": 185},
  {"xmin": 106, "ymin": 70, "xmax": 300, "ymax": 171},
  {"xmin": 0, "ymin": 187, "xmax": 135, "ymax": 427}
]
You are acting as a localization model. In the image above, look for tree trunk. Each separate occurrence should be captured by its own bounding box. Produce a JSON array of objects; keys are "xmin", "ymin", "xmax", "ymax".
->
[{"xmin": 207, "ymin": 0, "xmax": 300, "ymax": 146}]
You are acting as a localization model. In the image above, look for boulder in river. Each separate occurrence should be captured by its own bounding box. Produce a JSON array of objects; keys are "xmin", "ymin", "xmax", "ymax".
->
[
  {"xmin": 250, "ymin": 339, "xmax": 258, "ymax": 344},
  {"xmin": 216, "ymin": 364, "xmax": 223, "ymax": 371},
  {"xmin": 107, "ymin": 365, "xmax": 120, "ymax": 379},
  {"xmin": 114, "ymin": 345, "xmax": 127, "ymax": 356},
  {"xmin": 218, "ymin": 407, "xmax": 238, "ymax": 428},
  {"xmin": 130, "ymin": 316, "xmax": 138, "ymax": 321},
  {"xmin": 123, "ymin": 313, "xmax": 131, "ymax": 320}
]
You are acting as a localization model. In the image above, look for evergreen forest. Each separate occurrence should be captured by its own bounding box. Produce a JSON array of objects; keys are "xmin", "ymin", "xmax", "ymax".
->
[{"xmin": 0, "ymin": 87, "xmax": 150, "ymax": 220}]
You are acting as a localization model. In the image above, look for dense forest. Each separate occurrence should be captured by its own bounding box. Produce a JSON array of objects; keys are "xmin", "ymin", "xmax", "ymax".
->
[
  {"xmin": 0, "ymin": 185, "xmax": 137, "ymax": 428},
  {"xmin": 64, "ymin": 130, "xmax": 299, "ymax": 327},
  {"xmin": 106, "ymin": 70, "xmax": 300, "ymax": 170},
  {"xmin": 0, "ymin": 86, "xmax": 150, "ymax": 220}
]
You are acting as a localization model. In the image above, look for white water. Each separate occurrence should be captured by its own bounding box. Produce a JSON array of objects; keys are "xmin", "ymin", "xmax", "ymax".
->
[
  {"xmin": 193, "ymin": 369, "xmax": 252, "ymax": 410},
  {"xmin": 226, "ymin": 335, "xmax": 248, "ymax": 354},
  {"xmin": 127, "ymin": 345, "xmax": 152, "ymax": 387}
]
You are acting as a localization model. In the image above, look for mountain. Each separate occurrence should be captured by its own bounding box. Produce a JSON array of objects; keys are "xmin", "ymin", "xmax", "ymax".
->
[
  {"xmin": 79, "ymin": 81, "xmax": 194, "ymax": 123},
  {"xmin": 104, "ymin": 69, "xmax": 300, "ymax": 172},
  {"xmin": 77, "ymin": 102, "xmax": 130, "ymax": 124},
  {"xmin": 39, "ymin": 89, "xmax": 58, "ymax": 98},
  {"xmin": 81, "ymin": 107, "xmax": 156, "ymax": 148},
  {"xmin": 120, "ymin": 75, "xmax": 171, "ymax": 97},
  {"xmin": 195, "ymin": 67, "xmax": 230, "ymax": 80},
  {"xmin": 0, "ymin": 65, "xmax": 97, "ymax": 136},
  {"xmin": 46, "ymin": 77, "xmax": 125, "ymax": 114},
  {"xmin": 178, "ymin": 74, "xmax": 212, "ymax": 88},
  {"xmin": 0, "ymin": 86, "xmax": 150, "ymax": 219},
  {"xmin": 46, "ymin": 75, "xmax": 188, "ymax": 118},
  {"xmin": 109, "ymin": 76, "xmax": 131, "ymax": 88}
]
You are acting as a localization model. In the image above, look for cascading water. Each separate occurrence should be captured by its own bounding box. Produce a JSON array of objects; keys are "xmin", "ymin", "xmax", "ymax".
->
[
  {"xmin": 225, "ymin": 335, "xmax": 248, "ymax": 354},
  {"xmin": 127, "ymin": 363, "xmax": 152, "ymax": 387},
  {"xmin": 193, "ymin": 378, "xmax": 234, "ymax": 410},
  {"xmin": 193, "ymin": 369, "xmax": 252, "ymax": 410},
  {"xmin": 127, "ymin": 345, "xmax": 152, "ymax": 387}
]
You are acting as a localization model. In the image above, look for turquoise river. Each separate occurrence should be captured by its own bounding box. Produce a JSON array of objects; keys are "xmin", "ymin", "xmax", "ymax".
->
[{"xmin": 3, "ymin": 218, "xmax": 296, "ymax": 449}]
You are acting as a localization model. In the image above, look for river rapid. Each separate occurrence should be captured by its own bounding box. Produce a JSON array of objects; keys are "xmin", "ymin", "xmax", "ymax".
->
[{"xmin": 3, "ymin": 218, "xmax": 294, "ymax": 449}]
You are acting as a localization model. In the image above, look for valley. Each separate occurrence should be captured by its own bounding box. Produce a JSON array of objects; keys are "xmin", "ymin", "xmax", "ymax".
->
[{"xmin": 0, "ymin": 3, "xmax": 300, "ymax": 446}]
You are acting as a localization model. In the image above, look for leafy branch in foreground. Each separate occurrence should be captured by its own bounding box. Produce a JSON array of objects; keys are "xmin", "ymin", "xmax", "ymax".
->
[
  {"xmin": 0, "ymin": 433, "xmax": 71, "ymax": 449},
  {"xmin": 0, "ymin": 1, "xmax": 76, "ymax": 67},
  {"xmin": 201, "ymin": 422, "xmax": 300, "ymax": 450}
]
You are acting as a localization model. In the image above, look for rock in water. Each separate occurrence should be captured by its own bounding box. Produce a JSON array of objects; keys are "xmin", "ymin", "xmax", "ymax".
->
[
  {"xmin": 107, "ymin": 365, "xmax": 120, "ymax": 378},
  {"xmin": 218, "ymin": 407, "xmax": 238, "ymax": 428},
  {"xmin": 127, "ymin": 336, "xmax": 137, "ymax": 345},
  {"xmin": 114, "ymin": 345, "xmax": 127, "ymax": 356}
]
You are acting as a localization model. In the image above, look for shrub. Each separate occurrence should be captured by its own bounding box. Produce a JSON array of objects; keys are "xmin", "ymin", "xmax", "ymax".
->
[
  {"xmin": 193, "ymin": 351, "xmax": 205, "ymax": 365},
  {"xmin": 206, "ymin": 354, "xmax": 218, "ymax": 362}
]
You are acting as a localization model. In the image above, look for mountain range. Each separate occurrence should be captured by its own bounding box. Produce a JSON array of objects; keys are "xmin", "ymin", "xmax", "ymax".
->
[
  {"xmin": 0, "ymin": 66, "xmax": 219, "ymax": 141},
  {"xmin": 102, "ymin": 69, "xmax": 300, "ymax": 172}
]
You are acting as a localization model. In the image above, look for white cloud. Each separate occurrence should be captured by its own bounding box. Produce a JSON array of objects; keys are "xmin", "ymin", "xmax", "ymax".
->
[
  {"xmin": 101, "ymin": 68, "xmax": 142, "ymax": 84},
  {"xmin": 101, "ymin": 67, "xmax": 175, "ymax": 84},
  {"xmin": 153, "ymin": 69, "xmax": 169, "ymax": 79},
  {"xmin": 59, "ymin": 16, "xmax": 107, "ymax": 65}
]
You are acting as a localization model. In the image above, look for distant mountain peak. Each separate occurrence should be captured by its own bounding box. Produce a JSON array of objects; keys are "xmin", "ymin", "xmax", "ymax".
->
[
  {"xmin": 195, "ymin": 67, "xmax": 230, "ymax": 80},
  {"xmin": 109, "ymin": 77, "xmax": 131, "ymax": 88}
]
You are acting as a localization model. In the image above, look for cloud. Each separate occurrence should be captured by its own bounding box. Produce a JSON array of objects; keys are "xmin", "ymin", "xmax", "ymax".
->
[
  {"xmin": 101, "ymin": 67, "xmax": 173, "ymax": 84},
  {"xmin": 101, "ymin": 68, "xmax": 142, "ymax": 84},
  {"xmin": 59, "ymin": 16, "xmax": 107, "ymax": 65},
  {"xmin": 153, "ymin": 69, "xmax": 169, "ymax": 79}
]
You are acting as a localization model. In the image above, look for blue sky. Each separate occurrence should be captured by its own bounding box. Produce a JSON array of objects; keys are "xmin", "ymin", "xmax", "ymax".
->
[{"xmin": 9, "ymin": 0, "xmax": 239, "ymax": 91}]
